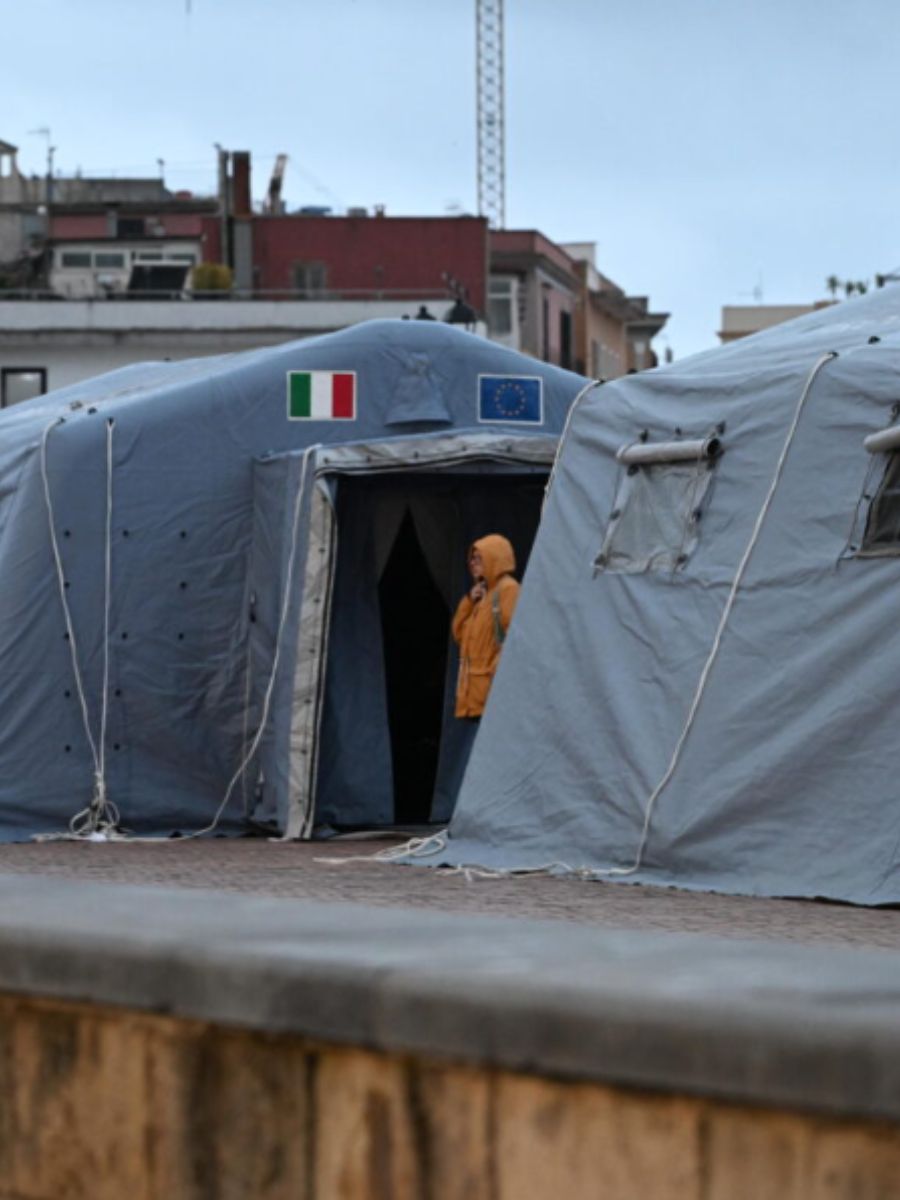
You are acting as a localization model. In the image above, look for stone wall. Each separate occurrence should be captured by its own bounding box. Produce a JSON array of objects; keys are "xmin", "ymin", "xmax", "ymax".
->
[
  {"xmin": 2, "ymin": 875, "xmax": 900, "ymax": 1198},
  {"xmin": 2, "ymin": 994, "xmax": 899, "ymax": 1200}
]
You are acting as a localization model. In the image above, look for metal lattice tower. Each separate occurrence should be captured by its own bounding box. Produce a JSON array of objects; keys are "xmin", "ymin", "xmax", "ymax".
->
[{"xmin": 476, "ymin": 0, "xmax": 506, "ymax": 228}]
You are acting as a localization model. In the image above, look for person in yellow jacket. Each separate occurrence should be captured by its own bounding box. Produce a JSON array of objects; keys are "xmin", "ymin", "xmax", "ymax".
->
[{"xmin": 452, "ymin": 533, "xmax": 520, "ymax": 719}]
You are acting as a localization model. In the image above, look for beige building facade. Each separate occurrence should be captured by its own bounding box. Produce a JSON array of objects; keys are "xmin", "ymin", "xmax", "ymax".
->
[
  {"xmin": 488, "ymin": 229, "xmax": 580, "ymax": 369},
  {"xmin": 719, "ymin": 302, "xmax": 835, "ymax": 343},
  {"xmin": 562, "ymin": 242, "xmax": 669, "ymax": 379}
]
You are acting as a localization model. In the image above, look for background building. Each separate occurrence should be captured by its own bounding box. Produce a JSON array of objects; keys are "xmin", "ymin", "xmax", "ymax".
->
[
  {"xmin": 0, "ymin": 139, "xmax": 668, "ymax": 403},
  {"xmin": 488, "ymin": 229, "xmax": 579, "ymax": 367},
  {"xmin": 718, "ymin": 302, "xmax": 834, "ymax": 343},
  {"xmin": 563, "ymin": 242, "xmax": 669, "ymax": 377}
]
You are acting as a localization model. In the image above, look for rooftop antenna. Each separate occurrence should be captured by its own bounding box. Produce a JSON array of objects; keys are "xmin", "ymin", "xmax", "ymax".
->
[
  {"xmin": 476, "ymin": 0, "xmax": 505, "ymax": 228},
  {"xmin": 28, "ymin": 126, "xmax": 55, "ymax": 207},
  {"xmin": 739, "ymin": 272, "xmax": 765, "ymax": 305}
]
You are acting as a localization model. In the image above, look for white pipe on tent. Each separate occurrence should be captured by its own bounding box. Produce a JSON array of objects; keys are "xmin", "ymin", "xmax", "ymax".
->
[
  {"xmin": 863, "ymin": 425, "xmax": 900, "ymax": 454},
  {"xmin": 616, "ymin": 437, "xmax": 721, "ymax": 465}
]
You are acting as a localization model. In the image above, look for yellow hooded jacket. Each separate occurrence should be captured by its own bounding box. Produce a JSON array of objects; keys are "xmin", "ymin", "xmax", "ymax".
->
[{"xmin": 451, "ymin": 534, "xmax": 519, "ymax": 718}]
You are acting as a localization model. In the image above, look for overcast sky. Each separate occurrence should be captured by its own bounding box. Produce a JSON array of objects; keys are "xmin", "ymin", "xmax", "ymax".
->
[{"xmin": 5, "ymin": 0, "xmax": 899, "ymax": 359}]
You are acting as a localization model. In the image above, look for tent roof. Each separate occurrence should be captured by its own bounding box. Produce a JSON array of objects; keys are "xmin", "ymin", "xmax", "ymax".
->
[
  {"xmin": 671, "ymin": 286, "xmax": 900, "ymax": 377},
  {"xmin": 0, "ymin": 319, "xmax": 588, "ymax": 439}
]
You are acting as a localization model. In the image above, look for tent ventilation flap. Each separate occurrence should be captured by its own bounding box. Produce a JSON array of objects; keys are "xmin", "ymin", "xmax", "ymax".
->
[{"xmin": 616, "ymin": 437, "xmax": 721, "ymax": 465}]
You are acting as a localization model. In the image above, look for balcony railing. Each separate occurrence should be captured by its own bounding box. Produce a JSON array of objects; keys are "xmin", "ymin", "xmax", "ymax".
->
[{"xmin": 0, "ymin": 287, "xmax": 461, "ymax": 302}]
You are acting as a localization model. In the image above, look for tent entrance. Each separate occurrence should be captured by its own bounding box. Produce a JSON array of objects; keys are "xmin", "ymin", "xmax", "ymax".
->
[
  {"xmin": 313, "ymin": 469, "xmax": 548, "ymax": 832},
  {"xmin": 379, "ymin": 509, "xmax": 449, "ymax": 824}
]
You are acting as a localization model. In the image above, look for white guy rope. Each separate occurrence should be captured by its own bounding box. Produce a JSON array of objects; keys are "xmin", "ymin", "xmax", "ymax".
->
[
  {"xmin": 70, "ymin": 418, "xmax": 119, "ymax": 836},
  {"xmin": 40, "ymin": 416, "xmax": 120, "ymax": 837},
  {"xmin": 591, "ymin": 350, "xmax": 838, "ymax": 879},
  {"xmin": 97, "ymin": 419, "xmax": 115, "ymax": 808},
  {"xmin": 314, "ymin": 831, "xmax": 449, "ymax": 867},
  {"xmin": 543, "ymin": 379, "xmax": 600, "ymax": 508},
  {"xmin": 41, "ymin": 418, "xmax": 99, "ymax": 772},
  {"xmin": 185, "ymin": 442, "xmax": 321, "ymax": 839},
  {"xmin": 239, "ymin": 637, "xmax": 254, "ymax": 815}
]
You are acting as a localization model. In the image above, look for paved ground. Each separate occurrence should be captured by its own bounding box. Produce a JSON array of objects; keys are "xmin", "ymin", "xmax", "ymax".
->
[{"xmin": 0, "ymin": 837, "xmax": 898, "ymax": 951}]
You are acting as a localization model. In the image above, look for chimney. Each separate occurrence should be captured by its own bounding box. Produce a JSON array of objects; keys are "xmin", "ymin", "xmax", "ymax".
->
[{"xmin": 232, "ymin": 151, "xmax": 252, "ymax": 216}]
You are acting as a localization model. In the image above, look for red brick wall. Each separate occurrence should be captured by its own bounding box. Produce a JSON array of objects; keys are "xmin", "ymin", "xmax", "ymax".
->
[
  {"xmin": 200, "ymin": 216, "xmax": 222, "ymax": 263},
  {"xmin": 251, "ymin": 215, "xmax": 488, "ymax": 308},
  {"xmin": 51, "ymin": 215, "xmax": 107, "ymax": 238},
  {"xmin": 158, "ymin": 214, "xmax": 207, "ymax": 236},
  {"xmin": 51, "ymin": 213, "xmax": 209, "ymax": 239}
]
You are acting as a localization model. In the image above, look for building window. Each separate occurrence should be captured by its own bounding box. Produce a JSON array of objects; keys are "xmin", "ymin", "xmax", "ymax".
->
[
  {"xmin": 117, "ymin": 217, "xmax": 146, "ymax": 238},
  {"xmin": 293, "ymin": 261, "xmax": 328, "ymax": 295},
  {"xmin": 94, "ymin": 252, "xmax": 126, "ymax": 269},
  {"xmin": 60, "ymin": 252, "xmax": 92, "ymax": 269},
  {"xmin": 630, "ymin": 336, "xmax": 649, "ymax": 370},
  {"xmin": 1, "ymin": 367, "xmax": 47, "ymax": 407},
  {"xmin": 559, "ymin": 310, "xmax": 572, "ymax": 370},
  {"xmin": 488, "ymin": 277, "xmax": 514, "ymax": 335},
  {"xmin": 594, "ymin": 437, "xmax": 721, "ymax": 575},
  {"xmin": 598, "ymin": 342, "xmax": 624, "ymax": 380}
]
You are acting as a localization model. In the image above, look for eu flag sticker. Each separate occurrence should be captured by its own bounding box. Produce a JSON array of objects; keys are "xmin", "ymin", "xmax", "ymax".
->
[{"xmin": 478, "ymin": 375, "xmax": 543, "ymax": 424}]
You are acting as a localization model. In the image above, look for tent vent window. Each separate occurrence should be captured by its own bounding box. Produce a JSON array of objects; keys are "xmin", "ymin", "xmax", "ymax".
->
[
  {"xmin": 860, "ymin": 424, "xmax": 900, "ymax": 554},
  {"xmin": 594, "ymin": 436, "xmax": 721, "ymax": 575}
]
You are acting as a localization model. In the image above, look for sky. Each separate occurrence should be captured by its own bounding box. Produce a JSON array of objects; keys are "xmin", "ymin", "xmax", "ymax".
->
[{"xmin": 5, "ymin": 0, "xmax": 900, "ymax": 360}]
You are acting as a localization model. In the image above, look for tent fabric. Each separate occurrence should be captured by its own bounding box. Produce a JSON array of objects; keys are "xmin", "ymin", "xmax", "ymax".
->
[
  {"xmin": 0, "ymin": 320, "xmax": 589, "ymax": 841},
  {"xmin": 440, "ymin": 288, "xmax": 900, "ymax": 905}
]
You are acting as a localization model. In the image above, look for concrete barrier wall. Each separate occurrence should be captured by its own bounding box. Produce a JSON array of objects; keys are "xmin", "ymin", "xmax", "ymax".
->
[
  {"xmin": 2, "ymin": 993, "xmax": 900, "ymax": 1200},
  {"xmin": 2, "ymin": 875, "xmax": 900, "ymax": 1197}
]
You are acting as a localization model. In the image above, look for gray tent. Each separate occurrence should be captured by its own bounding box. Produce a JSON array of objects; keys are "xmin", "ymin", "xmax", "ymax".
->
[
  {"xmin": 0, "ymin": 320, "xmax": 590, "ymax": 840},
  {"xmin": 442, "ymin": 288, "xmax": 900, "ymax": 904}
]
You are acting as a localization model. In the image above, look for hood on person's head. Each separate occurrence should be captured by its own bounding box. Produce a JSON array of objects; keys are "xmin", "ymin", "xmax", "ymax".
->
[{"xmin": 471, "ymin": 534, "xmax": 516, "ymax": 587}]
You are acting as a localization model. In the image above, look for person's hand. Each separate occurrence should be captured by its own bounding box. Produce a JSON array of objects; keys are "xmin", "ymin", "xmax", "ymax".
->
[{"xmin": 469, "ymin": 580, "xmax": 487, "ymax": 603}]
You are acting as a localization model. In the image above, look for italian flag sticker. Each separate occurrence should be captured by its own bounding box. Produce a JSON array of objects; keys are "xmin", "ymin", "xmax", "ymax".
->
[{"xmin": 287, "ymin": 371, "xmax": 356, "ymax": 420}]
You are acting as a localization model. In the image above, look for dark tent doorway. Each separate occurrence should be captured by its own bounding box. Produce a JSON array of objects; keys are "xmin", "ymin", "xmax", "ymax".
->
[
  {"xmin": 314, "ymin": 469, "xmax": 547, "ymax": 831},
  {"xmin": 379, "ymin": 509, "xmax": 450, "ymax": 824}
]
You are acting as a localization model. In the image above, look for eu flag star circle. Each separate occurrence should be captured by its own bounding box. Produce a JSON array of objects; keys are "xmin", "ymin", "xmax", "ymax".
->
[{"xmin": 494, "ymin": 380, "xmax": 528, "ymax": 417}]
